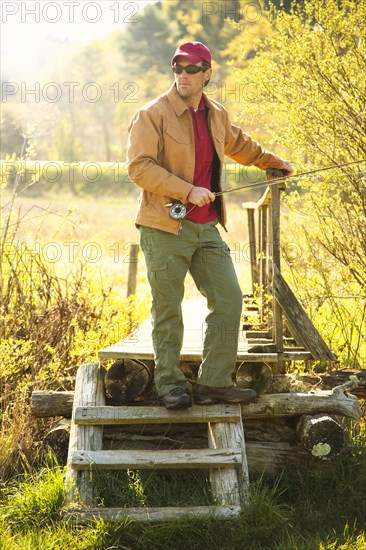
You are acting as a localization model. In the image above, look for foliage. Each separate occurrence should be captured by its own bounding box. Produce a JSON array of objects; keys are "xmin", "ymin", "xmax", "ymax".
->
[
  {"xmin": 118, "ymin": 1, "xmax": 246, "ymax": 77},
  {"xmin": 230, "ymin": 0, "xmax": 366, "ymax": 367},
  {"xmin": 1, "ymin": 158, "xmax": 136, "ymax": 196},
  {"xmin": 0, "ymin": 177, "xmax": 149, "ymax": 479}
]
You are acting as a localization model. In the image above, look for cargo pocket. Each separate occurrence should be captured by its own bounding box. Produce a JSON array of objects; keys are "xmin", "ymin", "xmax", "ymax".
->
[{"xmin": 146, "ymin": 259, "xmax": 169, "ymax": 289}]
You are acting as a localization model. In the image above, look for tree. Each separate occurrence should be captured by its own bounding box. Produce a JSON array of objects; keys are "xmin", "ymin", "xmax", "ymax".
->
[
  {"xmin": 117, "ymin": 3, "xmax": 181, "ymax": 76},
  {"xmin": 229, "ymin": 0, "xmax": 366, "ymax": 366},
  {"xmin": 0, "ymin": 111, "xmax": 24, "ymax": 158},
  {"xmin": 117, "ymin": 1, "xmax": 246, "ymax": 79}
]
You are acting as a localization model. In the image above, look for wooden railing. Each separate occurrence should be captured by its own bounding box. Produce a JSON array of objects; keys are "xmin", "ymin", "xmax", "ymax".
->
[
  {"xmin": 242, "ymin": 169, "xmax": 337, "ymax": 361},
  {"xmin": 242, "ymin": 169, "xmax": 286, "ymax": 351}
]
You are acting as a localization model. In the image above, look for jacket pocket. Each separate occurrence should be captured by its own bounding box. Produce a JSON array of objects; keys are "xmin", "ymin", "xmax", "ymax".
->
[{"xmin": 165, "ymin": 125, "xmax": 189, "ymax": 144}]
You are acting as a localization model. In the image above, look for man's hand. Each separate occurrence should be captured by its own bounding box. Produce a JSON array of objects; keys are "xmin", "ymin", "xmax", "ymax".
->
[
  {"xmin": 187, "ymin": 187, "xmax": 215, "ymax": 207},
  {"xmin": 281, "ymin": 161, "xmax": 294, "ymax": 176}
]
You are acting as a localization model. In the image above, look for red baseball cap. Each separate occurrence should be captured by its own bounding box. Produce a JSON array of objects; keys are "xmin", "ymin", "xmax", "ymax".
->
[{"xmin": 172, "ymin": 41, "xmax": 212, "ymax": 66}]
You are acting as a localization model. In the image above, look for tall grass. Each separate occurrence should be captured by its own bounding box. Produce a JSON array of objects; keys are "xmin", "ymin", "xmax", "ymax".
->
[
  {"xmin": 0, "ymin": 181, "xmax": 149, "ymax": 481},
  {"xmin": 1, "ymin": 456, "xmax": 366, "ymax": 549}
]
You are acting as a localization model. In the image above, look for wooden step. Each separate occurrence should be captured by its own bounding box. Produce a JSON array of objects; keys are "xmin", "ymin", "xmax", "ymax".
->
[
  {"xmin": 74, "ymin": 404, "xmax": 240, "ymax": 425},
  {"xmin": 71, "ymin": 448, "xmax": 242, "ymax": 470},
  {"xmin": 244, "ymin": 330, "xmax": 269, "ymax": 339},
  {"xmin": 65, "ymin": 363, "xmax": 249, "ymax": 517},
  {"xmin": 63, "ymin": 504, "xmax": 242, "ymax": 523}
]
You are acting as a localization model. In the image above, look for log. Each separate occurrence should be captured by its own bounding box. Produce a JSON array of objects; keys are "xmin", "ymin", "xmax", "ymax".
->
[
  {"xmin": 246, "ymin": 441, "xmax": 328, "ymax": 477},
  {"xmin": 105, "ymin": 359, "xmax": 153, "ymax": 402},
  {"xmin": 31, "ymin": 385, "xmax": 361, "ymax": 420},
  {"xmin": 65, "ymin": 362, "xmax": 105, "ymax": 505},
  {"xmin": 296, "ymin": 414, "xmax": 345, "ymax": 460},
  {"xmin": 318, "ymin": 369, "xmax": 366, "ymax": 398},
  {"xmin": 242, "ymin": 386, "xmax": 361, "ymax": 420},
  {"xmin": 31, "ymin": 390, "xmax": 74, "ymax": 417},
  {"xmin": 236, "ymin": 362, "xmax": 273, "ymax": 394},
  {"xmin": 102, "ymin": 417, "xmax": 298, "ymax": 449},
  {"xmin": 44, "ymin": 418, "xmax": 298, "ymax": 465},
  {"xmin": 44, "ymin": 420, "xmax": 70, "ymax": 463}
]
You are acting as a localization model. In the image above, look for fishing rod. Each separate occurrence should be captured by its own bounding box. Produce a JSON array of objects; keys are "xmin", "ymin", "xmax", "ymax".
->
[
  {"xmin": 214, "ymin": 159, "xmax": 365, "ymax": 197},
  {"xmin": 166, "ymin": 159, "xmax": 365, "ymax": 219}
]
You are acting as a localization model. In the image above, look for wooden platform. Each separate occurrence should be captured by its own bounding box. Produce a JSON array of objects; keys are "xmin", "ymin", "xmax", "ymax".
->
[{"xmin": 99, "ymin": 299, "xmax": 313, "ymax": 363}]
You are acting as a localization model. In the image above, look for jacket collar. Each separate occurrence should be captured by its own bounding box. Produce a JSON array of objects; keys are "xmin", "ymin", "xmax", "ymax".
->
[
  {"xmin": 167, "ymin": 83, "xmax": 221, "ymax": 117},
  {"xmin": 166, "ymin": 84, "xmax": 189, "ymax": 117}
]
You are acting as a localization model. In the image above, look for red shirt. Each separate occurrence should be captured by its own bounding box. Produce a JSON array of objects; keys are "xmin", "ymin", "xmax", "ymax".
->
[{"xmin": 185, "ymin": 98, "xmax": 218, "ymax": 223}]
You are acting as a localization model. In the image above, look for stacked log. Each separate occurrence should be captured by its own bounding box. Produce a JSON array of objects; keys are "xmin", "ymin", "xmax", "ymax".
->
[{"xmin": 32, "ymin": 367, "xmax": 362, "ymax": 477}]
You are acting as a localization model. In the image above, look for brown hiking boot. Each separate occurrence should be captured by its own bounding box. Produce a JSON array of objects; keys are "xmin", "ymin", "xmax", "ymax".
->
[
  {"xmin": 159, "ymin": 388, "xmax": 192, "ymax": 409},
  {"xmin": 194, "ymin": 384, "xmax": 257, "ymax": 405}
]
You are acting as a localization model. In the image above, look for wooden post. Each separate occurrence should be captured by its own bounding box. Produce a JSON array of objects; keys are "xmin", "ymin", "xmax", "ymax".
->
[
  {"xmin": 267, "ymin": 169, "xmax": 285, "ymax": 354},
  {"xmin": 208, "ymin": 406, "xmax": 249, "ymax": 506},
  {"xmin": 65, "ymin": 362, "xmax": 106, "ymax": 505},
  {"xmin": 126, "ymin": 244, "xmax": 139, "ymax": 297},
  {"xmin": 259, "ymin": 204, "xmax": 268, "ymax": 323},
  {"xmin": 247, "ymin": 208, "xmax": 258, "ymax": 293}
]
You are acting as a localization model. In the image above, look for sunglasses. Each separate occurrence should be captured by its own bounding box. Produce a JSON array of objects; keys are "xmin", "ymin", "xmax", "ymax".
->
[{"xmin": 172, "ymin": 64, "xmax": 209, "ymax": 75}]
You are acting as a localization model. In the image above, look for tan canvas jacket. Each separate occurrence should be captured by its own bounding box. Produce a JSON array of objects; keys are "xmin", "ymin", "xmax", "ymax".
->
[{"xmin": 127, "ymin": 83, "xmax": 289, "ymax": 234}]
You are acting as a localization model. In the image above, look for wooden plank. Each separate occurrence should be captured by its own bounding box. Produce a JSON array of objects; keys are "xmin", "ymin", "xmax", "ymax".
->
[
  {"xmin": 273, "ymin": 265, "xmax": 337, "ymax": 360},
  {"xmin": 74, "ymin": 404, "xmax": 240, "ymax": 425},
  {"xmin": 70, "ymin": 449, "xmax": 242, "ymax": 470},
  {"xmin": 65, "ymin": 363, "xmax": 106, "ymax": 505},
  {"xmin": 63, "ymin": 505, "xmax": 242, "ymax": 523},
  {"xmin": 98, "ymin": 297, "xmax": 312, "ymax": 362},
  {"xmin": 244, "ymin": 330, "xmax": 270, "ymax": 338},
  {"xmin": 98, "ymin": 337, "xmax": 314, "ymax": 362},
  {"xmin": 208, "ymin": 406, "xmax": 249, "ymax": 507}
]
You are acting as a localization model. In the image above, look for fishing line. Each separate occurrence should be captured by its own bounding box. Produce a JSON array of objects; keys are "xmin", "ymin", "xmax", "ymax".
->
[{"xmin": 166, "ymin": 159, "xmax": 365, "ymax": 219}]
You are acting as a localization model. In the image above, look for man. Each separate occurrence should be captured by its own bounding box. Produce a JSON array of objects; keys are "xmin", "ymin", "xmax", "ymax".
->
[{"xmin": 127, "ymin": 41, "xmax": 293, "ymax": 409}]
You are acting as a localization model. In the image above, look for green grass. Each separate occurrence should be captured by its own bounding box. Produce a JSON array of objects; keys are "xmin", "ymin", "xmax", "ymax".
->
[
  {"xmin": 1, "ymin": 450, "xmax": 366, "ymax": 550},
  {"xmin": 93, "ymin": 469, "xmax": 213, "ymax": 508}
]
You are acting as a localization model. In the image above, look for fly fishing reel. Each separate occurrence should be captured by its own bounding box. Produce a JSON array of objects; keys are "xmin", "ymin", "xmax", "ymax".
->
[{"xmin": 165, "ymin": 202, "xmax": 187, "ymax": 220}]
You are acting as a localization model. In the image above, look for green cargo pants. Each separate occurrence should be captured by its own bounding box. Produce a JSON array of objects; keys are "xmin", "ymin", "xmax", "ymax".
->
[{"xmin": 139, "ymin": 218, "xmax": 242, "ymax": 396}]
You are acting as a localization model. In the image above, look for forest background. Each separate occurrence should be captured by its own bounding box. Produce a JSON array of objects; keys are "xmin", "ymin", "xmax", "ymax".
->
[{"xmin": 1, "ymin": 0, "xmax": 366, "ymax": 548}]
